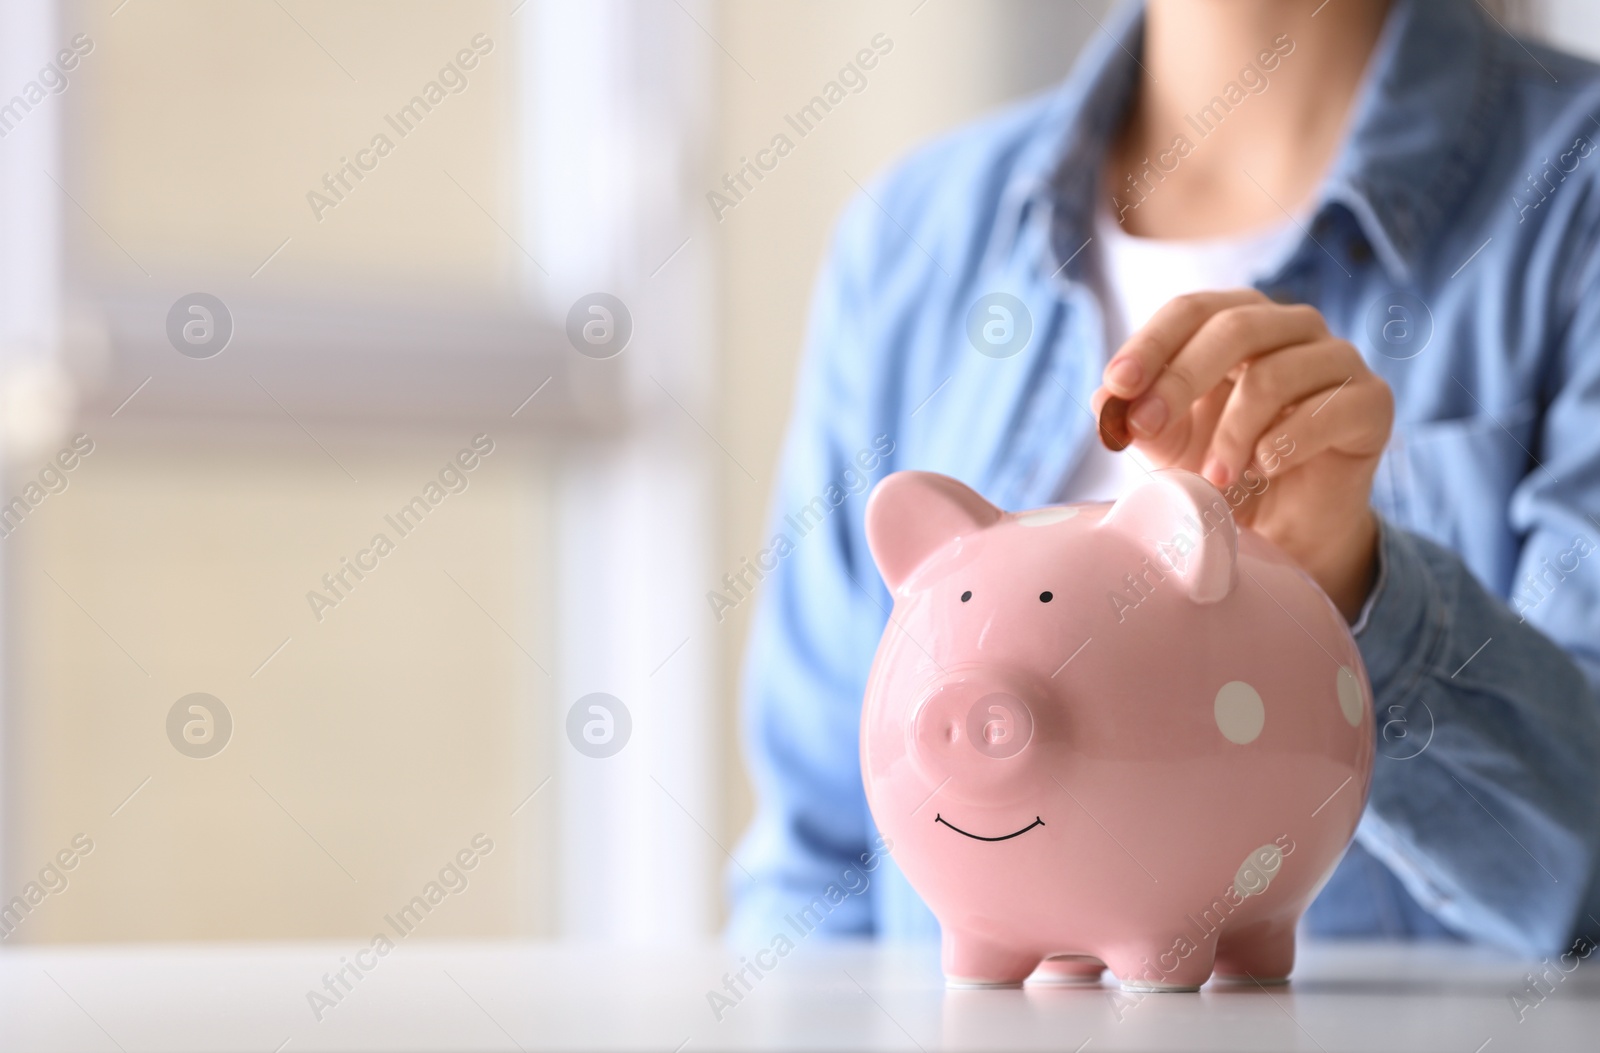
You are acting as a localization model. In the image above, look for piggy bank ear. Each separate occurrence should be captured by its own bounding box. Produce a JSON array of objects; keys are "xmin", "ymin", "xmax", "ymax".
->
[
  {"xmin": 1102, "ymin": 469, "xmax": 1237, "ymax": 604},
  {"xmin": 865, "ymin": 471, "xmax": 1002, "ymax": 591}
]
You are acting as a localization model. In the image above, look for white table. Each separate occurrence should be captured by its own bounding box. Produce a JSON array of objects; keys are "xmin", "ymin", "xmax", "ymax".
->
[{"xmin": 1, "ymin": 939, "xmax": 1590, "ymax": 1051}]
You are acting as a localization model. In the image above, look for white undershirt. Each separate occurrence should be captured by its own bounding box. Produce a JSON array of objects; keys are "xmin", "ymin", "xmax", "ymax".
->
[{"xmin": 1055, "ymin": 203, "xmax": 1306, "ymax": 503}]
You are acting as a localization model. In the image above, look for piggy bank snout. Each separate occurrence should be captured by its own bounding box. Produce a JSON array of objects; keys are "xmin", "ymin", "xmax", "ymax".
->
[{"xmin": 909, "ymin": 674, "xmax": 1046, "ymax": 803}]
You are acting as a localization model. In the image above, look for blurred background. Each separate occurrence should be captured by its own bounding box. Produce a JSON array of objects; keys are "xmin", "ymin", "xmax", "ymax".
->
[{"xmin": 0, "ymin": 0, "xmax": 1593, "ymax": 947}]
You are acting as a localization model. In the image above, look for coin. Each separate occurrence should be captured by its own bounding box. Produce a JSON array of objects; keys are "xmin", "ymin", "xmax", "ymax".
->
[{"xmin": 1098, "ymin": 396, "xmax": 1132, "ymax": 451}]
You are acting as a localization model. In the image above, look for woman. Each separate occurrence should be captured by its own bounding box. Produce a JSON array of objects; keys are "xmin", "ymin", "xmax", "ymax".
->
[{"xmin": 730, "ymin": 0, "xmax": 1600, "ymax": 957}]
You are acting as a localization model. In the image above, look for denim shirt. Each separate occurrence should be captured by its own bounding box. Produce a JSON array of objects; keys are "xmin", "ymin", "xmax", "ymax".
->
[{"xmin": 728, "ymin": 0, "xmax": 1600, "ymax": 957}]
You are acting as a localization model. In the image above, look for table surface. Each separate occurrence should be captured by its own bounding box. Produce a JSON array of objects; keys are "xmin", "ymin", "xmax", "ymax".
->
[{"xmin": 1, "ymin": 939, "xmax": 1593, "ymax": 1052}]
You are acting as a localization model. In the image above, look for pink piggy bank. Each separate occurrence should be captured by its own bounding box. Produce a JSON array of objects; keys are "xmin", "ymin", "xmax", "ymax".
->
[{"xmin": 860, "ymin": 468, "xmax": 1374, "ymax": 991}]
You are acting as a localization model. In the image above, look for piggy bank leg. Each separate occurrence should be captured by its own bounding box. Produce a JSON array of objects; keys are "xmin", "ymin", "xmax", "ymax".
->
[
  {"xmin": 1213, "ymin": 919, "xmax": 1296, "ymax": 984},
  {"xmin": 942, "ymin": 931, "xmax": 1039, "ymax": 988},
  {"xmin": 1029, "ymin": 956, "xmax": 1105, "ymax": 985},
  {"xmin": 1103, "ymin": 933, "xmax": 1219, "ymax": 993}
]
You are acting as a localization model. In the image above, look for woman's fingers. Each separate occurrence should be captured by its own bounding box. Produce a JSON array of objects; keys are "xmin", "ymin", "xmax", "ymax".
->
[
  {"xmin": 1205, "ymin": 339, "xmax": 1365, "ymax": 486},
  {"xmin": 1102, "ymin": 289, "xmax": 1267, "ymax": 397},
  {"xmin": 1104, "ymin": 294, "xmax": 1328, "ymax": 440},
  {"xmin": 1252, "ymin": 373, "xmax": 1396, "ymax": 480},
  {"xmin": 1095, "ymin": 292, "xmax": 1390, "ymax": 501}
]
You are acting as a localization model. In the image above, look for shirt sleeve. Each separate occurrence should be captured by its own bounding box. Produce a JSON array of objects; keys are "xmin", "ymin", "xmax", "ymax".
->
[
  {"xmin": 724, "ymin": 198, "xmax": 896, "ymax": 944},
  {"xmin": 1349, "ymin": 254, "xmax": 1600, "ymax": 957}
]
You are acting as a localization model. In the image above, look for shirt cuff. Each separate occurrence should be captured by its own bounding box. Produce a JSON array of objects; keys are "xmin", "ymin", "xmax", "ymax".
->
[{"xmin": 1351, "ymin": 515, "xmax": 1444, "ymax": 703}]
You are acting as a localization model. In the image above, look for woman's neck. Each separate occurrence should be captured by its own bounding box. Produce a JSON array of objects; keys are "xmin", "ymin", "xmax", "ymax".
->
[{"xmin": 1108, "ymin": 0, "xmax": 1390, "ymax": 238}]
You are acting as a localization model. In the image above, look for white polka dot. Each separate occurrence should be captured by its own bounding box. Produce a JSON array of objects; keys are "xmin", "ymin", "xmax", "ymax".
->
[
  {"xmin": 1233, "ymin": 843, "xmax": 1284, "ymax": 899},
  {"xmin": 1214, "ymin": 681, "xmax": 1265, "ymax": 744},
  {"xmin": 1016, "ymin": 506, "xmax": 1078, "ymax": 527},
  {"xmin": 1336, "ymin": 665, "xmax": 1364, "ymax": 727}
]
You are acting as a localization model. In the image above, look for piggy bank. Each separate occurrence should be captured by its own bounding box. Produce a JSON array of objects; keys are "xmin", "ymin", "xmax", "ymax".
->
[{"xmin": 860, "ymin": 468, "xmax": 1374, "ymax": 991}]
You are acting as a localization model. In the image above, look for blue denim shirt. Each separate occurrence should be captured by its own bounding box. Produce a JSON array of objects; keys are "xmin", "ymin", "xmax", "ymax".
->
[{"xmin": 728, "ymin": 0, "xmax": 1600, "ymax": 957}]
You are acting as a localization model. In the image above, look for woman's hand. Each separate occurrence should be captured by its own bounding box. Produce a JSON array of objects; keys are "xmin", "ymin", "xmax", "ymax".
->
[{"xmin": 1092, "ymin": 288, "xmax": 1394, "ymax": 621}]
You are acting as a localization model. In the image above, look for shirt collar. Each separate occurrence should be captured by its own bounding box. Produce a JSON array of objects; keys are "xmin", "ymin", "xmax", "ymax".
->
[
  {"xmin": 1319, "ymin": 0, "xmax": 1509, "ymax": 282},
  {"xmin": 997, "ymin": 0, "xmax": 1509, "ymax": 285}
]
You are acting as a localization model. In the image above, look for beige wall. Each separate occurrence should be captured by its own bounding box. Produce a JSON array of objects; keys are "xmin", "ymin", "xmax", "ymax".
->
[
  {"xmin": 73, "ymin": 0, "xmax": 518, "ymax": 298},
  {"xmin": 8, "ymin": 432, "xmax": 554, "ymax": 941},
  {"xmin": 6, "ymin": 0, "xmax": 549, "ymax": 943}
]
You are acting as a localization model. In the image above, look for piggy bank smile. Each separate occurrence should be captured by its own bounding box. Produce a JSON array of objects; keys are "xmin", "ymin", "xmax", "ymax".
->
[
  {"xmin": 933, "ymin": 814, "xmax": 1045, "ymax": 841},
  {"xmin": 858, "ymin": 469, "xmax": 1374, "ymax": 992}
]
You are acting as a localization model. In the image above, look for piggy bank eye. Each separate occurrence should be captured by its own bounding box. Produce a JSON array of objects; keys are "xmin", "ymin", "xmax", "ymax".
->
[
  {"xmin": 960, "ymin": 590, "xmax": 972, "ymax": 602},
  {"xmin": 1039, "ymin": 591, "xmax": 1053, "ymax": 603}
]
